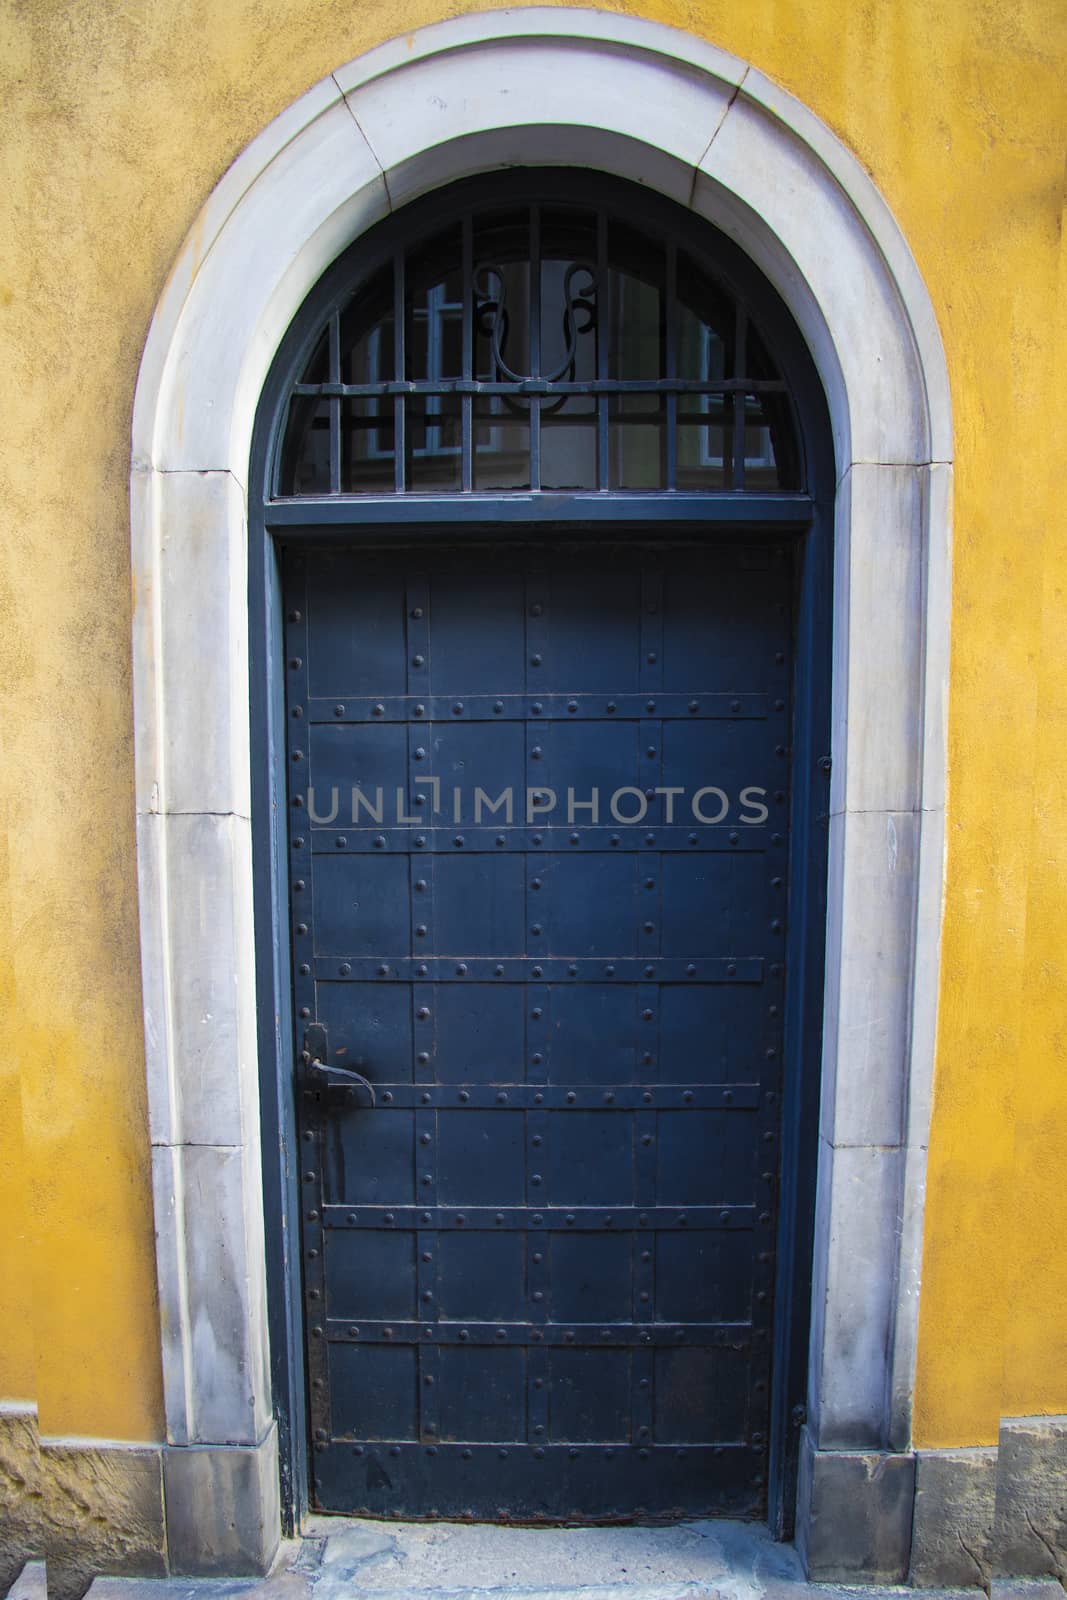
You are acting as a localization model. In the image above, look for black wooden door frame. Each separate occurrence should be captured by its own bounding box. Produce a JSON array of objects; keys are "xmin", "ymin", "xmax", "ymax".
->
[{"xmin": 247, "ymin": 177, "xmax": 834, "ymax": 1540}]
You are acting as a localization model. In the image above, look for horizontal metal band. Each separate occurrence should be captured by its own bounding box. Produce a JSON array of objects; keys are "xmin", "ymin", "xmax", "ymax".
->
[
  {"xmin": 318, "ymin": 1440, "xmax": 758, "ymax": 1463},
  {"xmin": 303, "ymin": 828, "xmax": 780, "ymax": 855},
  {"xmin": 303, "ymin": 692, "xmax": 772, "ymax": 723},
  {"xmin": 319, "ymin": 1204, "xmax": 763, "ymax": 1231},
  {"xmin": 320, "ymin": 1319, "xmax": 753, "ymax": 1349},
  {"xmin": 312, "ymin": 1083, "xmax": 760, "ymax": 1110},
  {"xmin": 292, "ymin": 377, "xmax": 789, "ymax": 399},
  {"xmin": 310, "ymin": 956, "xmax": 767, "ymax": 983},
  {"xmin": 265, "ymin": 492, "xmax": 814, "ymax": 529}
]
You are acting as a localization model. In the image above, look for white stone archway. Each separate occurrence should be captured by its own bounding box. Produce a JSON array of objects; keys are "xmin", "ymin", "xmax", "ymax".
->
[{"xmin": 131, "ymin": 8, "xmax": 951, "ymax": 1578}]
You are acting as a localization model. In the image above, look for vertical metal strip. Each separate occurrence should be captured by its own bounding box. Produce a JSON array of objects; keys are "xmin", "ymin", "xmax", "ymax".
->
[
  {"xmin": 748, "ymin": 548, "xmax": 792, "ymax": 1476},
  {"xmin": 461, "ymin": 212, "xmax": 473, "ymax": 493},
  {"xmin": 285, "ymin": 554, "xmax": 333, "ymax": 1479},
  {"xmin": 328, "ymin": 312, "xmax": 341, "ymax": 494},
  {"xmin": 526, "ymin": 981, "xmax": 551, "ymax": 1447},
  {"xmin": 529, "ymin": 205, "xmax": 542, "ymax": 491},
  {"xmin": 664, "ymin": 242, "xmax": 677, "ymax": 491},
  {"xmin": 732, "ymin": 304, "xmax": 748, "ymax": 492},
  {"xmin": 636, "ymin": 561, "xmax": 665, "ymax": 1466},
  {"xmin": 596, "ymin": 208, "xmax": 609, "ymax": 492},
  {"xmin": 394, "ymin": 248, "xmax": 407, "ymax": 493}
]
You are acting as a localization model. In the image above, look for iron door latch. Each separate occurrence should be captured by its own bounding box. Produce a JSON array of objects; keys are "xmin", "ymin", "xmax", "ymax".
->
[{"xmin": 301, "ymin": 1023, "xmax": 376, "ymax": 1107}]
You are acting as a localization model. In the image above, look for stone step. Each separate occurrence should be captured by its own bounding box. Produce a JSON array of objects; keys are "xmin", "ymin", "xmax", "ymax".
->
[{"xmin": 4, "ymin": 1563, "xmax": 46, "ymax": 1600}]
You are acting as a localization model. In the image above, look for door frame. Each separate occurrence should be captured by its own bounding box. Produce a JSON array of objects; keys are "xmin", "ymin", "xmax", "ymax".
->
[
  {"xmin": 130, "ymin": 9, "xmax": 952, "ymax": 1573},
  {"xmin": 250, "ymin": 165, "xmax": 837, "ymax": 1532}
]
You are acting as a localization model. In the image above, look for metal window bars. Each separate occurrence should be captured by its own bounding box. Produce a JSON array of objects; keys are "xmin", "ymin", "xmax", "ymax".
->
[{"xmin": 277, "ymin": 204, "xmax": 801, "ymax": 499}]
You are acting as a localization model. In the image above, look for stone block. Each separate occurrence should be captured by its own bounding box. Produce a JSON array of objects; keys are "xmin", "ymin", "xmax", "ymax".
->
[
  {"xmin": 910, "ymin": 1447, "xmax": 996, "ymax": 1586},
  {"xmin": 40, "ymin": 1440, "xmax": 165, "ymax": 1600},
  {"xmin": 0, "ymin": 1406, "xmax": 42, "ymax": 1592},
  {"xmin": 163, "ymin": 1423, "xmax": 280, "ymax": 1576},
  {"xmin": 796, "ymin": 1428, "xmax": 915, "ymax": 1583},
  {"xmin": 994, "ymin": 1415, "xmax": 1067, "ymax": 1579}
]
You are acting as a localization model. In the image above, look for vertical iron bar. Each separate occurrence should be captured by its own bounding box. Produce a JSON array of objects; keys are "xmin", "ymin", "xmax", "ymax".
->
[
  {"xmin": 529, "ymin": 205, "xmax": 541, "ymax": 491},
  {"xmin": 596, "ymin": 208, "xmax": 609, "ymax": 492},
  {"xmin": 461, "ymin": 212, "xmax": 473, "ymax": 493},
  {"xmin": 394, "ymin": 248, "xmax": 407, "ymax": 493},
  {"xmin": 328, "ymin": 311, "xmax": 341, "ymax": 494},
  {"xmin": 664, "ymin": 241, "xmax": 677, "ymax": 492},
  {"xmin": 732, "ymin": 304, "xmax": 747, "ymax": 492}
]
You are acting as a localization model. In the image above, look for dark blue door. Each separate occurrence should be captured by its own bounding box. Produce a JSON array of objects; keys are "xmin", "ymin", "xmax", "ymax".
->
[{"xmin": 288, "ymin": 538, "xmax": 791, "ymax": 1519}]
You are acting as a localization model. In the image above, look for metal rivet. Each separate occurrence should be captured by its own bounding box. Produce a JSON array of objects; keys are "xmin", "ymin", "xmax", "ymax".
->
[
  {"xmin": 412, "ymin": 654, "xmax": 425, "ymax": 667},
  {"xmin": 289, "ymin": 658, "xmax": 302, "ymax": 670},
  {"xmin": 293, "ymin": 879, "xmax": 305, "ymax": 892},
  {"xmin": 689, "ymin": 699, "xmax": 699, "ymax": 712},
  {"xmin": 456, "ymin": 962, "xmax": 468, "ymax": 976},
  {"xmin": 495, "ymin": 964, "xmax": 505, "ymax": 977},
  {"xmin": 383, "ymin": 1091, "xmax": 393, "ymax": 1104},
  {"xmin": 493, "ymin": 701, "xmax": 504, "ymax": 713},
  {"xmin": 532, "ymin": 833, "xmax": 543, "ymax": 846},
  {"xmin": 288, "ymin": 610, "xmax": 302, "ymax": 623},
  {"xmin": 606, "ymin": 701, "xmax": 616, "ymax": 713},
  {"xmin": 415, "ymin": 964, "xmax": 427, "ymax": 977},
  {"xmin": 415, "ymin": 924, "xmax": 427, "ymax": 938},
  {"xmin": 452, "ymin": 702, "xmax": 464, "ymax": 715},
  {"xmin": 417, "ymin": 1007, "xmax": 431, "ymax": 1020},
  {"xmin": 532, "ymin": 965, "xmax": 543, "ymax": 978},
  {"xmin": 531, "ymin": 702, "xmax": 543, "ymax": 715},
  {"xmin": 374, "ymin": 835, "xmax": 386, "ymax": 849},
  {"xmin": 414, "ymin": 703, "xmax": 425, "ymax": 716}
]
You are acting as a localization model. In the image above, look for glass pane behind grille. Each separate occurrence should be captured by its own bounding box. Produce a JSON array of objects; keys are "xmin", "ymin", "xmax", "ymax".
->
[{"xmin": 277, "ymin": 200, "xmax": 801, "ymax": 498}]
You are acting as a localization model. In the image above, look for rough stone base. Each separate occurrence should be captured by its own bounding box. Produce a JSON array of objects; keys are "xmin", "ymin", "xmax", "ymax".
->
[
  {"xmin": 993, "ymin": 1415, "xmax": 1067, "ymax": 1580},
  {"xmin": 910, "ymin": 1447, "xmax": 997, "ymax": 1587},
  {"xmin": 162, "ymin": 1421, "xmax": 280, "ymax": 1577},
  {"xmin": 41, "ymin": 1438, "xmax": 166, "ymax": 1600},
  {"xmin": 795, "ymin": 1429, "xmax": 916, "ymax": 1584},
  {"xmin": 0, "ymin": 1404, "xmax": 42, "ymax": 1593}
]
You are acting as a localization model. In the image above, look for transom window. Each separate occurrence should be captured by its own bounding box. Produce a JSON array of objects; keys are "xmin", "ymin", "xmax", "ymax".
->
[{"xmin": 276, "ymin": 201, "xmax": 801, "ymax": 498}]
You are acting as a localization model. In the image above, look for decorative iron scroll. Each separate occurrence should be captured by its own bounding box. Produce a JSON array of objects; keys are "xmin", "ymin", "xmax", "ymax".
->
[{"xmin": 474, "ymin": 261, "xmax": 598, "ymax": 384}]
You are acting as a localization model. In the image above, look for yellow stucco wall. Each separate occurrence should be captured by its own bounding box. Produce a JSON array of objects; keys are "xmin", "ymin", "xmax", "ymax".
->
[{"xmin": 0, "ymin": 0, "xmax": 1064, "ymax": 1450}]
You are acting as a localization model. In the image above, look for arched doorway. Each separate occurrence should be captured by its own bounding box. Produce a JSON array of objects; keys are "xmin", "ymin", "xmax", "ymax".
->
[
  {"xmin": 252, "ymin": 171, "xmax": 833, "ymax": 1524},
  {"xmin": 132, "ymin": 12, "xmax": 950, "ymax": 1575}
]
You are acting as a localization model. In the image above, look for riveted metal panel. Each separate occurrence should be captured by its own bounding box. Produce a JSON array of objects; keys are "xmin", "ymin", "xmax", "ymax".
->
[{"xmin": 288, "ymin": 540, "xmax": 791, "ymax": 1520}]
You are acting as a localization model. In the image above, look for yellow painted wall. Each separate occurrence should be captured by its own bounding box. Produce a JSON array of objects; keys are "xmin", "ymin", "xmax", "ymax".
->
[{"xmin": 0, "ymin": 0, "xmax": 1064, "ymax": 1450}]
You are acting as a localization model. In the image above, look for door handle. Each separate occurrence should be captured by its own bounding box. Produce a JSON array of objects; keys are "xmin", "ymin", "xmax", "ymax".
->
[
  {"xmin": 301, "ymin": 1023, "xmax": 376, "ymax": 1107},
  {"xmin": 305, "ymin": 1057, "xmax": 377, "ymax": 1107}
]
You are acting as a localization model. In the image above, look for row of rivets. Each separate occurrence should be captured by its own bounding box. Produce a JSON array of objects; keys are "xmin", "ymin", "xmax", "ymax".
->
[{"xmin": 323, "ymin": 696, "xmax": 782, "ymax": 717}]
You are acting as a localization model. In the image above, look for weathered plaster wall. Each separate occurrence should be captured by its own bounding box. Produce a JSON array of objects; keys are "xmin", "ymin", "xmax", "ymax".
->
[{"xmin": 0, "ymin": 0, "xmax": 1064, "ymax": 1455}]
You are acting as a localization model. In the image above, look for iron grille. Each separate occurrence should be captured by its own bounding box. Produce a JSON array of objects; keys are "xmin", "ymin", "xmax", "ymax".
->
[{"xmin": 277, "ymin": 204, "xmax": 801, "ymax": 498}]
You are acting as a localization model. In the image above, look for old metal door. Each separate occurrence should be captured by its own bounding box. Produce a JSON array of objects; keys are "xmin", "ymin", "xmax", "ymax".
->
[{"xmin": 288, "ymin": 537, "xmax": 791, "ymax": 1520}]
